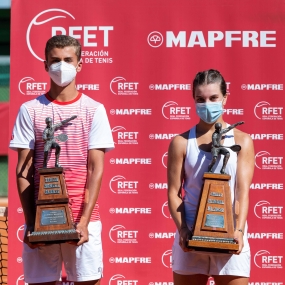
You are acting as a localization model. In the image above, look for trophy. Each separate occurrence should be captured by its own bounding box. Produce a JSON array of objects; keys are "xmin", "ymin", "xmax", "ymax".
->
[
  {"xmin": 29, "ymin": 116, "xmax": 80, "ymax": 244},
  {"xmin": 188, "ymin": 121, "xmax": 244, "ymax": 253}
]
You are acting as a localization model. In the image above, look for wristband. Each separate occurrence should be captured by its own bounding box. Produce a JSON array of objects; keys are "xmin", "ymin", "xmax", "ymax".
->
[
  {"xmin": 235, "ymin": 228, "xmax": 244, "ymax": 235},
  {"xmin": 179, "ymin": 226, "xmax": 188, "ymax": 234}
]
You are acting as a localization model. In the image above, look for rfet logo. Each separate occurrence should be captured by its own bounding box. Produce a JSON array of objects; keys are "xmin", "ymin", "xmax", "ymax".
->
[
  {"xmin": 112, "ymin": 126, "xmax": 139, "ymax": 145},
  {"xmin": 26, "ymin": 9, "xmax": 113, "ymax": 63},
  {"xmin": 109, "ymin": 225, "xmax": 138, "ymax": 244},
  {"xmin": 162, "ymin": 101, "xmax": 190, "ymax": 120},
  {"xmin": 18, "ymin": 77, "xmax": 47, "ymax": 96},
  {"xmin": 254, "ymin": 101, "xmax": 283, "ymax": 120},
  {"xmin": 109, "ymin": 274, "xmax": 138, "ymax": 285},
  {"xmin": 17, "ymin": 225, "xmax": 25, "ymax": 242},
  {"xmin": 109, "ymin": 175, "xmax": 138, "ymax": 194},
  {"xmin": 255, "ymin": 151, "xmax": 283, "ymax": 170},
  {"xmin": 110, "ymin": 77, "xmax": 139, "ymax": 95},
  {"xmin": 162, "ymin": 152, "xmax": 168, "ymax": 168},
  {"xmin": 254, "ymin": 200, "xmax": 283, "ymax": 219},
  {"xmin": 162, "ymin": 250, "xmax": 172, "ymax": 268},
  {"xmin": 254, "ymin": 250, "xmax": 283, "ymax": 269},
  {"xmin": 162, "ymin": 201, "xmax": 172, "ymax": 219},
  {"xmin": 16, "ymin": 275, "xmax": 28, "ymax": 285}
]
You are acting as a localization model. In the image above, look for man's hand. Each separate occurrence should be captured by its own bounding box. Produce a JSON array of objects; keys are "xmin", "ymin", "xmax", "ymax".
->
[
  {"xmin": 24, "ymin": 225, "xmax": 45, "ymax": 249},
  {"xmin": 76, "ymin": 223, "xmax": 89, "ymax": 246}
]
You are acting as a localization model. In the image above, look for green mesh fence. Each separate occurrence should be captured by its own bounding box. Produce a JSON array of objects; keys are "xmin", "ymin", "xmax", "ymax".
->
[
  {"xmin": 0, "ymin": 157, "xmax": 7, "ymax": 197},
  {"xmin": 0, "ymin": 64, "xmax": 9, "ymax": 102}
]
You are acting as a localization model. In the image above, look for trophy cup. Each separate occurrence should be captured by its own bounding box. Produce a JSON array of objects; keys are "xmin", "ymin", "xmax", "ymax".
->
[
  {"xmin": 29, "ymin": 116, "xmax": 80, "ymax": 244},
  {"xmin": 188, "ymin": 121, "xmax": 244, "ymax": 253}
]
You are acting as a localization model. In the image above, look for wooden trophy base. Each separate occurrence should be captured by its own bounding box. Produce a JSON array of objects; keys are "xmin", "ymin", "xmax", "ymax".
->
[
  {"xmin": 29, "ymin": 167, "xmax": 80, "ymax": 244},
  {"xmin": 188, "ymin": 173, "xmax": 239, "ymax": 253}
]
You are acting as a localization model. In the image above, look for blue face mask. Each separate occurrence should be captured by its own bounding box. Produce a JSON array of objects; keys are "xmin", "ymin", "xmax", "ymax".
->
[{"xmin": 195, "ymin": 101, "xmax": 223, "ymax": 124}]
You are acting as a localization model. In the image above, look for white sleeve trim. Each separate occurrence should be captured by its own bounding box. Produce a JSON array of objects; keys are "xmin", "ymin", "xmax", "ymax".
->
[
  {"xmin": 9, "ymin": 104, "xmax": 35, "ymax": 151},
  {"xmin": 88, "ymin": 104, "xmax": 115, "ymax": 152}
]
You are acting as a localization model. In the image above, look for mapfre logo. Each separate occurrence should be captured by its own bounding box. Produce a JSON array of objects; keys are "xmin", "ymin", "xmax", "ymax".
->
[
  {"xmin": 254, "ymin": 250, "xmax": 283, "ymax": 269},
  {"xmin": 254, "ymin": 101, "xmax": 283, "ymax": 120},
  {"xmin": 110, "ymin": 77, "xmax": 139, "ymax": 95},
  {"xmin": 109, "ymin": 225, "xmax": 138, "ymax": 243},
  {"xmin": 250, "ymin": 134, "xmax": 283, "ymax": 140},
  {"xmin": 109, "ymin": 175, "xmax": 138, "ymax": 194},
  {"xmin": 147, "ymin": 31, "xmax": 276, "ymax": 48},
  {"xmin": 26, "ymin": 9, "xmax": 113, "ymax": 63},
  {"xmin": 148, "ymin": 282, "xmax": 174, "ymax": 285},
  {"xmin": 109, "ymin": 257, "xmax": 151, "ymax": 264},
  {"xmin": 248, "ymin": 232, "xmax": 283, "ymax": 239},
  {"xmin": 112, "ymin": 126, "xmax": 139, "ymax": 145},
  {"xmin": 109, "ymin": 274, "xmax": 138, "ymax": 285},
  {"xmin": 76, "ymin": 84, "xmax": 99, "ymax": 91},
  {"xmin": 147, "ymin": 31, "xmax": 164, "ymax": 48},
  {"xmin": 255, "ymin": 151, "xmax": 283, "ymax": 170},
  {"xmin": 162, "ymin": 250, "xmax": 172, "ymax": 268},
  {"xmin": 16, "ymin": 275, "xmax": 28, "ymax": 285},
  {"xmin": 254, "ymin": 200, "xmax": 283, "ymax": 219},
  {"xmin": 241, "ymin": 83, "xmax": 283, "ymax": 90},
  {"xmin": 149, "ymin": 83, "xmax": 191, "ymax": 91},
  {"xmin": 149, "ymin": 232, "xmax": 175, "ymax": 239},
  {"xmin": 110, "ymin": 158, "xmax": 151, "ymax": 165},
  {"xmin": 250, "ymin": 183, "xmax": 283, "ymax": 190},
  {"xmin": 162, "ymin": 101, "xmax": 191, "ymax": 120},
  {"xmin": 18, "ymin": 77, "xmax": 47, "ymax": 96},
  {"xmin": 17, "ymin": 225, "xmax": 25, "ymax": 242},
  {"xmin": 149, "ymin": 133, "xmax": 178, "ymax": 140},
  {"xmin": 248, "ymin": 281, "xmax": 283, "ymax": 285},
  {"xmin": 109, "ymin": 208, "xmax": 151, "ymax": 214},
  {"xmin": 223, "ymin": 109, "xmax": 244, "ymax": 115},
  {"xmin": 110, "ymin": 109, "xmax": 152, "ymax": 115},
  {"xmin": 162, "ymin": 201, "xmax": 172, "ymax": 219},
  {"xmin": 149, "ymin": 182, "xmax": 168, "ymax": 190}
]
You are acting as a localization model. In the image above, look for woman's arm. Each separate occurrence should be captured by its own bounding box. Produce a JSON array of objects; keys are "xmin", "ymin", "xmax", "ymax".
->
[
  {"xmin": 167, "ymin": 132, "xmax": 191, "ymax": 251},
  {"xmin": 234, "ymin": 130, "xmax": 255, "ymax": 254}
]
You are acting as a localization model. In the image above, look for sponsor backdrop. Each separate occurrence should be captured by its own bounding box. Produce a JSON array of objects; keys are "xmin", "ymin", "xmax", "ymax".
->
[{"xmin": 9, "ymin": 0, "xmax": 285, "ymax": 284}]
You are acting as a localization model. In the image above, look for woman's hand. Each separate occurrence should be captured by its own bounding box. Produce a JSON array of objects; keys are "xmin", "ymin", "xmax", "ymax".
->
[
  {"xmin": 231, "ymin": 229, "xmax": 244, "ymax": 255},
  {"xmin": 178, "ymin": 227, "xmax": 193, "ymax": 252}
]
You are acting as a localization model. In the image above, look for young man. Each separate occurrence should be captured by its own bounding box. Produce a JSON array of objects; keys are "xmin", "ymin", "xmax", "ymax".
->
[{"xmin": 10, "ymin": 35, "xmax": 114, "ymax": 285}]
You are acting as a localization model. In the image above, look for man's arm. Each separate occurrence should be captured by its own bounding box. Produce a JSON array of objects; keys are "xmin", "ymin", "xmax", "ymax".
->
[
  {"xmin": 76, "ymin": 148, "xmax": 105, "ymax": 246},
  {"xmin": 16, "ymin": 149, "xmax": 38, "ymax": 248}
]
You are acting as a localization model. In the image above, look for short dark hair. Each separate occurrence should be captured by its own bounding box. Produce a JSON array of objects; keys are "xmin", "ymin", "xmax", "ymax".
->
[
  {"xmin": 45, "ymin": 35, "xmax": 81, "ymax": 61},
  {"xmin": 192, "ymin": 69, "xmax": 227, "ymax": 97}
]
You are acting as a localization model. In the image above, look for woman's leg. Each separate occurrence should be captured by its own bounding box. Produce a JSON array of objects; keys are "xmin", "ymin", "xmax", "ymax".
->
[
  {"xmin": 212, "ymin": 275, "xmax": 249, "ymax": 285},
  {"xmin": 173, "ymin": 272, "xmax": 209, "ymax": 285}
]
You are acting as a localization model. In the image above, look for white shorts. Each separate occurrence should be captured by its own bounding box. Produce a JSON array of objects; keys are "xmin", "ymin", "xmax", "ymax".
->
[
  {"xmin": 23, "ymin": 221, "xmax": 103, "ymax": 283},
  {"xmin": 172, "ymin": 231, "xmax": 250, "ymax": 277}
]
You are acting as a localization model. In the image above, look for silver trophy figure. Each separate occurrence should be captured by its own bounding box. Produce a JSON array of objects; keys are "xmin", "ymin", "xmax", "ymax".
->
[{"xmin": 43, "ymin": 115, "xmax": 77, "ymax": 168}]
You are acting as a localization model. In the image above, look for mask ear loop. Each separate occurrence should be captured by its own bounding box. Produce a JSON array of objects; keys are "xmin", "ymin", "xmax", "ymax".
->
[{"xmin": 75, "ymin": 58, "xmax": 82, "ymax": 70}]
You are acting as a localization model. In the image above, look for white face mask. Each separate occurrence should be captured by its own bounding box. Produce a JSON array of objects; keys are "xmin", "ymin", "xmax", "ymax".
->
[{"xmin": 48, "ymin": 61, "xmax": 78, "ymax": 87}]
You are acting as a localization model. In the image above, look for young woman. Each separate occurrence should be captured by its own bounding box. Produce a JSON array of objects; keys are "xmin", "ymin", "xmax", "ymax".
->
[{"xmin": 167, "ymin": 69, "xmax": 254, "ymax": 285}]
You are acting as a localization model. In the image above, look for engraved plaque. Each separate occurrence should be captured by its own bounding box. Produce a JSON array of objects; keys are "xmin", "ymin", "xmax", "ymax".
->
[
  {"xmin": 205, "ymin": 214, "xmax": 225, "ymax": 228},
  {"xmin": 41, "ymin": 209, "xmax": 67, "ymax": 226},
  {"xmin": 188, "ymin": 173, "xmax": 239, "ymax": 252},
  {"xmin": 29, "ymin": 167, "xmax": 79, "ymax": 244}
]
